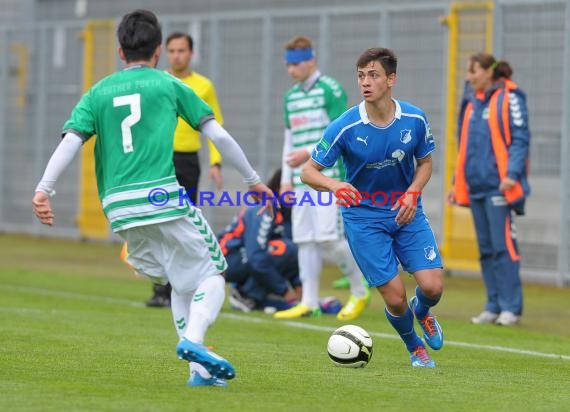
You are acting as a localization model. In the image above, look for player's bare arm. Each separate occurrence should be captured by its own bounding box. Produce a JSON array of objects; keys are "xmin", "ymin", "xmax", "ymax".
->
[
  {"xmin": 301, "ymin": 159, "xmax": 359, "ymax": 205},
  {"xmin": 285, "ymin": 148, "xmax": 311, "ymax": 168}
]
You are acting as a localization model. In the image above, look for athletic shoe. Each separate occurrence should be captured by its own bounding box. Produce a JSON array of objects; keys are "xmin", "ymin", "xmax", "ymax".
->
[
  {"xmin": 187, "ymin": 370, "xmax": 228, "ymax": 388},
  {"xmin": 471, "ymin": 310, "xmax": 500, "ymax": 324},
  {"xmin": 495, "ymin": 311, "xmax": 520, "ymax": 326},
  {"xmin": 332, "ymin": 276, "xmax": 369, "ymax": 289},
  {"xmin": 273, "ymin": 304, "xmax": 322, "ymax": 319},
  {"xmin": 146, "ymin": 283, "xmax": 172, "ymax": 308},
  {"xmin": 336, "ymin": 290, "xmax": 371, "ymax": 321},
  {"xmin": 229, "ymin": 287, "xmax": 256, "ymax": 313},
  {"xmin": 176, "ymin": 338, "xmax": 235, "ymax": 380},
  {"xmin": 410, "ymin": 296, "xmax": 444, "ymax": 350},
  {"xmin": 332, "ymin": 277, "xmax": 350, "ymax": 289},
  {"xmin": 410, "ymin": 346, "xmax": 436, "ymax": 368}
]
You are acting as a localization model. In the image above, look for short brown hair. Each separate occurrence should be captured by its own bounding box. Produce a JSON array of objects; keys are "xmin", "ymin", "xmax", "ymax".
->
[
  {"xmin": 284, "ymin": 36, "xmax": 313, "ymax": 50},
  {"xmin": 356, "ymin": 48, "xmax": 397, "ymax": 76}
]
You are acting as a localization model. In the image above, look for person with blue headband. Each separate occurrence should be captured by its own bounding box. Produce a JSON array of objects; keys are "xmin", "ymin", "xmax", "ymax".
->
[{"xmin": 274, "ymin": 36, "xmax": 370, "ymax": 321}]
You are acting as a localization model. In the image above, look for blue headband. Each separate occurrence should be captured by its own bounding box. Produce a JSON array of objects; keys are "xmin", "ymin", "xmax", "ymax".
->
[{"xmin": 285, "ymin": 48, "xmax": 315, "ymax": 64}]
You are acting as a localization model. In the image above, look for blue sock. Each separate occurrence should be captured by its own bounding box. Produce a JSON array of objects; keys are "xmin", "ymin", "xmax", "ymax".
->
[
  {"xmin": 385, "ymin": 307, "xmax": 424, "ymax": 353},
  {"xmin": 413, "ymin": 286, "xmax": 441, "ymax": 319}
]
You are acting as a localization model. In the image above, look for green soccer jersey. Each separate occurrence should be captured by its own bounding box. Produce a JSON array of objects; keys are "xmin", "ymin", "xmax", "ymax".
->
[
  {"xmin": 63, "ymin": 66, "xmax": 214, "ymax": 232},
  {"xmin": 283, "ymin": 74, "xmax": 347, "ymax": 187}
]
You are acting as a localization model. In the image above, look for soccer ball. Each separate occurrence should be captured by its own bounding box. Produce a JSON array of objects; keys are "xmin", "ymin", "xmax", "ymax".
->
[{"xmin": 327, "ymin": 325, "xmax": 373, "ymax": 368}]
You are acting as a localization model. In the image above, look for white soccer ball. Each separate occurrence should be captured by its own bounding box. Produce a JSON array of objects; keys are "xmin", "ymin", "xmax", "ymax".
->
[{"xmin": 327, "ymin": 324, "xmax": 373, "ymax": 368}]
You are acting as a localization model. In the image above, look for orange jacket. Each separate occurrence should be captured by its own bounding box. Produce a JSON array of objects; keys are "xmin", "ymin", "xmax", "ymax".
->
[{"xmin": 454, "ymin": 80, "xmax": 529, "ymax": 207}]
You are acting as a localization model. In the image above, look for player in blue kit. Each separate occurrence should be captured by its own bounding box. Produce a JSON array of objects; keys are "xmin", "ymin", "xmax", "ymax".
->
[{"xmin": 301, "ymin": 48, "xmax": 444, "ymax": 368}]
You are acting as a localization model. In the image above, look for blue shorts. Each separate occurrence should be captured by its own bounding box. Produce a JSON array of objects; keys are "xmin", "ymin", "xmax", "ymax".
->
[{"xmin": 343, "ymin": 211, "xmax": 443, "ymax": 287}]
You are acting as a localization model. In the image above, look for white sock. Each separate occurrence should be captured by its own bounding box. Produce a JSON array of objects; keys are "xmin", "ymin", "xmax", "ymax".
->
[
  {"xmin": 322, "ymin": 239, "xmax": 367, "ymax": 298},
  {"xmin": 183, "ymin": 274, "xmax": 225, "ymax": 344},
  {"xmin": 298, "ymin": 242, "xmax": 322, "ymax": 309},
  {"xmin": 171, "ymin": 288, "xmax": 194, "ymax": 339}
]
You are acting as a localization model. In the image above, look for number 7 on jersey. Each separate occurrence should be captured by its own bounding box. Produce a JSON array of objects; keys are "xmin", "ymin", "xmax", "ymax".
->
[{"xmin": 113, "ymin": 93, "xmax": 141, "ymax": 153}]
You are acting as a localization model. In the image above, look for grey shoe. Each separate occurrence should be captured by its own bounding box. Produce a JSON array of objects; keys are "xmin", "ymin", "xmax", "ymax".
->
[
  {"xmin": 495, "ymin": 311, "xmax": 520, "ymax": 326},
  {"xmin": 471, "ymin": 310, "xmax": 499, "ymax": 324},
  {"xmin": 229, "ymin": 287, "xmax": 256, "ymax": 313}
]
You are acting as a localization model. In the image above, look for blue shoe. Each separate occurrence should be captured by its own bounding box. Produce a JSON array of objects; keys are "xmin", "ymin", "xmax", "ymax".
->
[
  {"xmin": 176, "ymin": 338, "xmax": 235, "ymax": 380},
  {"xmin": 187, "ymin": 370, "xmax": 228, "ymax": 387},
  {"xmin": 410, "ymin": 296, "xmax": 444, "ymax": 350},
  {"xmin": 410, "ymin": 346, "xmax": 435, "ymax": 368}
]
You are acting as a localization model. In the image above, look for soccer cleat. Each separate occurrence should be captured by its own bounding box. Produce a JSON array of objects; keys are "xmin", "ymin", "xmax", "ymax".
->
[
  {"xmin": 187, "ymin": 370, "xmax": 228, "ymax": 388},
  {"xmin": 471, "ymin": 310, "xmax": 500, "ymax": 324},
  {"xmin": 336, "ymin": 290, "xmax": 371, "ymax": 321},
  {"xmin": 176, "ymin": 338, "xmax": 235, "ymax": 380},
  {"xmin": 273, "ymin": 304, "xmax": 322, "ymax": 319},
  {"xmin": 495, "ymin": 311, "xmax": 520, "ymax": 326},
  {"xmin": 332, "ymin": 276, "xmax": 350, "ymax": 289},
  {"xmin": 146, "ymin": 284, "xmax": 172, "ymax": 308},
  {"xmin": 229, "ymin": 287, "xmax": 256, "ymax": 313},
  {"xmin": 410, "ymin": 296, "xmax": 444, "ymax": 350},
  {"xmin": 410, "ymin": 346, "xmax": 435, "ymax": 368}
]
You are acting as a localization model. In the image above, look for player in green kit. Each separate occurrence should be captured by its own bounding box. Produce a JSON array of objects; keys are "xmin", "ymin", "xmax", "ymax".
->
[{"xmin": 32, "ymin": 9, "xmax": 274, "ymax": 388}]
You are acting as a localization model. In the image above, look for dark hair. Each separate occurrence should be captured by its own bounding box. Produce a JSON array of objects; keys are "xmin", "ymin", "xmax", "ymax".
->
[
  {"xmin": 166, "ymin": 32, "xmax": 194, "ymax": 50},
  {"xmin": 356, "ymin": 48, "xmax": 397, "ymax": 76},
  {"xmin": 266, "ymin": 168, "xmax": 282, "ymax": 195},
  {"xmin": 469, "ymin": 52, "xmax": 513, "ymax": 80},
  {"xmin": 117, "ymin": 9, "xmax": 162, "ymax": 62}
]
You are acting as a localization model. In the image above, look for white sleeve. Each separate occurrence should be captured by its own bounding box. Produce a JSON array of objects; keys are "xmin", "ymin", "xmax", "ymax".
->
[
  {"xmin": 200, "ymin": 119, "xmax": 261, "ymax": 185},
  {"xmin": 281, "ymin": 128, "xmax": 293, "ymax": 185},
  {"xmin": 35, "ymin": 132, "xmax": 83, "ymax": 195}
]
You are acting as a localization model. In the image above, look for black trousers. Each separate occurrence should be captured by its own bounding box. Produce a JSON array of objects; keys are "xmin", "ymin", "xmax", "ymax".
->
[{"xmin": 173, "ymin": 151, "xmax": 201, "ymax": 202}]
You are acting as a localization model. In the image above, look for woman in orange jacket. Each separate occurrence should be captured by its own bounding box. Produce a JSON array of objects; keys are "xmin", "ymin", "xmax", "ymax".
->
[{"xmin": 448, "ymin": 53, "xmax": 531, "ymax": 326}]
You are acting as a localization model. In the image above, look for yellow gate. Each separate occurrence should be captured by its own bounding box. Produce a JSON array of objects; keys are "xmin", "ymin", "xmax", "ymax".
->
[
  {"xmin": 76, "ymin": 20, "xmax": 116, "ymax": 239},
  {"xmin": 440, "ymin": 1, "xmax": 494, "ymax": 272}
]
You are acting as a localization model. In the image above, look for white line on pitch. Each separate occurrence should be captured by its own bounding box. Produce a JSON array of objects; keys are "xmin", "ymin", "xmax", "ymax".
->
[
  {"xmin": 223, "ymin": 312, "xmax": 570, "ymax": 361},
  {"xmin": 2, "ymin": 284, "xmax": 569, "ymax": 361}
]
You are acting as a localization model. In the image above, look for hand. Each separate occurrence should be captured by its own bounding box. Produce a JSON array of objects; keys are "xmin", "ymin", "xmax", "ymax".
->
[
  {"xmin": 499, "ymin": 177, "xmax": 517, "ymax": 192},
  {"xmin": 283, "ymin": 288, "xmax": 299, "ymax": 304},
  {"xmin": 331, "ymin": 181, "xmax": 360, "ymax": 208},
  {"xmin": 285, "ymin": 149, "xmax": 310, "ymax": 168},
  {"xmin": 391, "ymin": 191, "xmax": 418, "ymax": 225},
  {"xmin": 209, "ymin": 165, "xmax": 223, "ymax": 190},
  {"xmin": 32, "ymin": 191, "xmax": 54, "ymax": 226},
  {"xmin": 248, "ymin": 182, "xmax": 277, "ymax": 218},
  {"xmin": 447, "ymin": 187, "xmax": 457, "ymax": 205}
]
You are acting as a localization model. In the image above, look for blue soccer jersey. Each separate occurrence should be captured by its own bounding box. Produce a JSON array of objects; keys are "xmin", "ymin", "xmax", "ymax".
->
[{"xmin": 312, "ymin": 100, "xmax": 435, "ymax": 219}]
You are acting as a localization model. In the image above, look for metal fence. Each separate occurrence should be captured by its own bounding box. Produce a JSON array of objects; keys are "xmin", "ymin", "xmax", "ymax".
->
[{"xmin": 0, "ymin": 0, "xmax": 568, "ymax": 285}]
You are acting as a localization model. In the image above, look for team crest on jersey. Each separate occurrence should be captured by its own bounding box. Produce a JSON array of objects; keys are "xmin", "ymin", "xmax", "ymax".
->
[
  {"xmin": 424, "ymin": 246, "xmax": 437, "ymax": 261},
  {"xmin": 400, "ymin": 129, "xmax": 412, "ymax": 144}
]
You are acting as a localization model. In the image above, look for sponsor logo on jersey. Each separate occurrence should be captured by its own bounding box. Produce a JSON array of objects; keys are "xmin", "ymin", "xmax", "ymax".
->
[{"xmin": 356, "ymin": 136, "xmax": 369, "ymax": 146}]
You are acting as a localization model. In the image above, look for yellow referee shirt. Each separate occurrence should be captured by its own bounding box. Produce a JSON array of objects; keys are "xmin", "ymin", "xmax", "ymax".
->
[{"xmin": 173, "ymin": 71, "xmax": 224, "ymax": 166}]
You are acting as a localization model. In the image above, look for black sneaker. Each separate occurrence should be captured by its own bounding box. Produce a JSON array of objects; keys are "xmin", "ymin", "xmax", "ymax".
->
[
  {"xmin": 229, "ymin": 287, "xmax": 256, "ymax": 313},
  {"xmin": 145, "ymin": 283, "xmax": 171, "ymax": 308}
]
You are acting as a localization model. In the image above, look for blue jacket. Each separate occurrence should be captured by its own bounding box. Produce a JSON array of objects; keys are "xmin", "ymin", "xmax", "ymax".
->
[
  {"xmin": 455, "ymin": 79, "xmax": 531, "ymax": 213},
  {"xmin": 218, "ymin": 206, "xmax": 295, "ymax": 294}
]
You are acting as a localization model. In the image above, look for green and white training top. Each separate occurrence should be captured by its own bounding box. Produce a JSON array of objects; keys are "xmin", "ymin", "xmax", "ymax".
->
[
  {"xmin": 63, "ymin": 66, "xmax": 214, "ymax": 232},
  {"xmin": 283, "ymin": 71, "xmax": 347, "ymax": 187}
]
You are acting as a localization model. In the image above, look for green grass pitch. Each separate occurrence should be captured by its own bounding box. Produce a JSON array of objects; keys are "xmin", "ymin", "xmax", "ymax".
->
[{"xmin": 1, "ymin": 234, "xmax": 569, "ymax": 411}]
